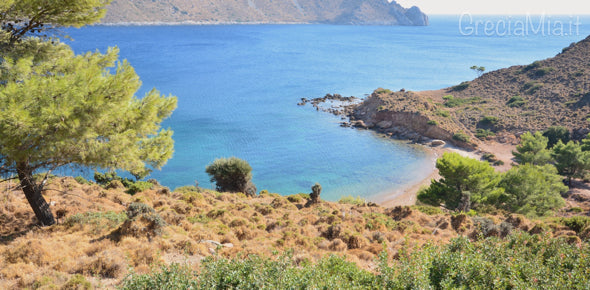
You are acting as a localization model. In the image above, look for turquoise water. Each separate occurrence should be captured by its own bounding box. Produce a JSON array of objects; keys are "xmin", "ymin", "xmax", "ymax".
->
[{"xmin": 65, "ymin": 16, "xmax": 590, "ymax": 201}]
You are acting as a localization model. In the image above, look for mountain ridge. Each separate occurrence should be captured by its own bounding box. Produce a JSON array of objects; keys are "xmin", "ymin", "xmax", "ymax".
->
[{"xmin": 102, "ymin": 0, "xmax": 428, "ymax": 25}]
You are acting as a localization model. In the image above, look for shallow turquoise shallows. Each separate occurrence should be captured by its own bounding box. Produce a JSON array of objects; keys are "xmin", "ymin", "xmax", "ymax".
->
[{"xmin": 65, "ymin": 15, "xmax": 590, "ymax": 201}]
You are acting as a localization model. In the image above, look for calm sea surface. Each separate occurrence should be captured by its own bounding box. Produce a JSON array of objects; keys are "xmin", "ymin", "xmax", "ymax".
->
[{"xmin": 65, "ymin": 15, "xmax": 590, "ymax": 201}]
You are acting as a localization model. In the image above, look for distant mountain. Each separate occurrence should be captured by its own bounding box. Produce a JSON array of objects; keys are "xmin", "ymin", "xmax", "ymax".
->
[{"xmin": 102, "ymin": 0, "xmax": 428, "ymax": 25}]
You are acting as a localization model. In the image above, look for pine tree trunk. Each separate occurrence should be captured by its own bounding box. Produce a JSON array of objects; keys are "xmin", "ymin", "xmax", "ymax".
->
[{"xmin": 16, "ymin": 163, "xmax": 55, "ymax": 226}]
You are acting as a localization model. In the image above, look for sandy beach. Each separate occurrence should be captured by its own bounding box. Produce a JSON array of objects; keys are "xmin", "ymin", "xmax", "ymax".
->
[{"xmin": 375, "ymin": 141, "xmax": 516, "ymax": 208}]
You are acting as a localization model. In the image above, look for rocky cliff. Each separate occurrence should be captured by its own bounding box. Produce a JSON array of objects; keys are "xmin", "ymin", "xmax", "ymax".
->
[{"xmin": 102, "ymin": 0, "xmax": 428, "ymax": 25}]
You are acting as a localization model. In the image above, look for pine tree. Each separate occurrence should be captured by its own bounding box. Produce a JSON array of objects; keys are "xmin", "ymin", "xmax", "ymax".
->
[
  {"xmin": 0, "ymin": 0, "xmax": 177, "ymax": 226},
  {"xmin": 552, "ymin": 140, "xmax": 590, "ymax": 186},
  {"xmin": 417, "ymin": 152, "xmax": 502, "ymax": 210},
  {"xmin": 512, "ymin": 132, "xmax": 552, "ymax": 165},
  {"xmin": 499, "ymin": 164, "xmax": 567, "ymax": 217}
]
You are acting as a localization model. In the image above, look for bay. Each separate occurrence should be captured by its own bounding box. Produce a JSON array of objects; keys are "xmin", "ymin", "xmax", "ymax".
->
[{"xmin": 65, "ymin": 15, "xmax": 590, "ymax": 201}]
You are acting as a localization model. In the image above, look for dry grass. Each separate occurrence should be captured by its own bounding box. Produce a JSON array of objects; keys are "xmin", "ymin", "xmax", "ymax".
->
[{"xmin": 0, "ymin": 176, "xmax": 588, "ymax": 288}]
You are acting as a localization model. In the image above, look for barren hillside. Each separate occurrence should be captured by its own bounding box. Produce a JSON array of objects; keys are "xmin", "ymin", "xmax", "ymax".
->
[
  {"xmin": 349, "ymin": 35, "xmax": 590, "ymax": 147},
  {"xmin": 102, "ymin": 0, "xmax": 428, "ymax": 25}
]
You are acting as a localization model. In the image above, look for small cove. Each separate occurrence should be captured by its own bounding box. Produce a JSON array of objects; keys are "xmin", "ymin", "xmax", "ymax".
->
[{"xmin": 65, "ymin": 16, "xmax": 590, "ymax": 201}]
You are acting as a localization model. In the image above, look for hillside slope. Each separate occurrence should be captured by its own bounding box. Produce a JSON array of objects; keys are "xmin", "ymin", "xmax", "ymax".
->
[
  {"xmin": 349, "ymin": 35, "xmax": 590, "ymax": 147},
  {"xmin": 1, "ymin": 176, "xmax": 589, "ymax": 287},
  {"xmin": 102, "ymin": 0, "xmax": 428, "ymax": 25}
]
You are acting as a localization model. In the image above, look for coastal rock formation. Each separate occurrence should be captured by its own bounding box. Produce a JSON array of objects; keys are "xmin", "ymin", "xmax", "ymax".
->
[
  {"xmin": 334, "ymin": 34, "xmax": 590, "ymax": 149},
  {"xmin": 102, "ymin": 0, "xmax": 428, "ymax": 25},
  {"xmin": 348, "ymin": 89, "xmax": 475, "ymax": 148}
]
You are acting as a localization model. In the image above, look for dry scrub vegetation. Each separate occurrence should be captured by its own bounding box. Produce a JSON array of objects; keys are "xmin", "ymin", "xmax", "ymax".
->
[{"xmin": 0, "ymin": 176, "xmax": 589, "ymax": 288}]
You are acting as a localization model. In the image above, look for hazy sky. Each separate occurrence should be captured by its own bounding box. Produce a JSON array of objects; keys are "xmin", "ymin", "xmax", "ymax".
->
[{"xmin": 395, "ymin": 0, "xmax": 590, "ymax": 15}]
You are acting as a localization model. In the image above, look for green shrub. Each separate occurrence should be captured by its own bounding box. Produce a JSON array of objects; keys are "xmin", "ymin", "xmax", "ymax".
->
[
  {"xmin": 475, "ymin": 129, "xmax": 495, "ymax": 139},
  {"xmin": 482, "ymin": 153, "xmax": 498, "ymax": 163},
  {"xmin": 123, "ymin": 254, "xmax": 375, "ymax": 289},
  {"xmin": 443, "ymin": 96, "xmax": 461, "ymax": 108},
  {"xmin": 443, "ymin": 96, "xmax": 481, "ymax": 108},
  {"xmin": 479, "ymin": 116, "xmax": 499, "ymax": 126},
  {"xmin": 94, "ymin": 171, "xmax": 152, "ymax": 194},
  {"xmin": 427, "ymin": 120, "xmax": 438, "ymax": 125},
  {"xmin": 31, "ymin": 276, "xmax": 57, "ymax": 289},
  {"xmin": 378, "ymin": 233, "xmax": 590, "ymax": 289},
  {"xmin": 411, "ymin": 205, "xmax": 443, "ymax": 215},
  {"xmin": 522, "ymin": 82, "xmax": 533, "ymax": 90},
  {"xmin": 521, "ymin": 61, "xmax": 541, "ymax": 72},
  {"xmin": 533, "ymin": 67, "xmax": 554, "ymax": 77},
  {"xmin": 74, "ymin": 176, "xmax": 92, "ymax": 185},
  {"xmin": 174, "ymin": 185, "xmax": 200, "ymax": 194},
  {"xmin": 206, "ymin": 157, "xmax": 256, "ymax": 195},
  {"xmin": 435, "ymin": 109, "xmax": 450, "ymax": 118},
  {"xmin": 338, "ymin": 195, "xmax": 366, "ymax": 205},
  {"xmin": 523, "ymin": 82, "xmax": 543, "ymax": 94},
  {"xmin": 126, "ymin": 181, "xmax": 153, "ymax": 195},
  {"xmin": 287, "ymin": 194, "xmax": 303, "ymax": 203},
  {"xmin": 507, "ymin": 95, "xmax": 526, "ymax": 107},
  {"xmin": 122, "ymin": 235, "xmax": 590, "ymax": 289},
  {"xmin": 64, "ymin": 211, "xmax": 127, "ymax": 234},
  {"xmin": 451, "ymin": 81, "xmax": 470, "ymax": 91},
  {"xmin": 121, "ymin": 264, "xmax": 198, "ymax": 289},
  {"xmin": 376, "ymin": 88, "xmax": 392, "ymax": 94},
  {"xmin": 120, "ymin": 203, "xmax": 166, "ymax": 238},
  {"xmin": 493, "ymin": 160, "xmax": 505, "ymax": 166},
  {"xmin": 62, "ymin": 274, "xmax": 92, "ymax": 290},
  {"xmin": 65, "ymin": 211, "xmax": 127, "ymax": 227},
  {"xmin": 560, "ymin": 216, "xmax": 590, "ymax": 233},
  {"xmin": 94, "ymin": 171, "xmax": 119, "ymax": 185},
  {"xmin": 452, "ymin": 132, "xmax": 470, "ymax": 143}
]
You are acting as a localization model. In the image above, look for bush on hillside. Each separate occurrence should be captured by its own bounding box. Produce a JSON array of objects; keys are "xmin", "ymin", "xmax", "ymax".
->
[
  {"xmin": 116, "ymin": 203, "xmax": 166, "ymax": 240},
  {"xmin": 94, "ymin": 172, "xmax": 153, "ymax": 195},
  {"xmin": 479, "ymin": 116, "xmax": 499, "ymax": 126},
  {"xmin": 122, "ymin": 234, "xmax": 590, "ymax": 289},
  {"xmin": 452, "ymin": 132, "xmax": 470, "ymax": 143},
  {"xmin": 507, "ymin": 96, "xmax": 526, "ymax": 107},
  {"xmin": 451, "ymin": 81, "xmax": 470, "ymax": 91},
  {"xmin": 205, "ymin": 157, "xmax": 256, "ymax": 196}
]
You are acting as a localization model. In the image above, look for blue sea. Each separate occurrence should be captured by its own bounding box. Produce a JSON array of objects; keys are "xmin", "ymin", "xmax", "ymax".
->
[{"xmin": 65, "ymin": 15, "xmax": 590, "ymax": 201}]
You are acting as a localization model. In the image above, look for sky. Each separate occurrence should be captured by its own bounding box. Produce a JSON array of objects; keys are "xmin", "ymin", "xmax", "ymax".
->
[{"xmin": 394, "ymin": 0, "xmax": 590, "ymax": 15}]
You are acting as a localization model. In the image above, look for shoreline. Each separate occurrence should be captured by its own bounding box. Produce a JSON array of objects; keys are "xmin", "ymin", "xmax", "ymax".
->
[
  {"xmin": 373, "ymin": 141, "xmax": 516, "ymax": 208},
  {"xmin": 301, "ymin": 93, "xmax": 517, "ymax": 208}
]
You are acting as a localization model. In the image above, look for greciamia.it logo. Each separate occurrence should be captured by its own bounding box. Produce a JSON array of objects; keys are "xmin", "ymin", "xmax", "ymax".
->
[{"xmin": 459, "ymin": 13, "xmax": 582, "ymax": 36}]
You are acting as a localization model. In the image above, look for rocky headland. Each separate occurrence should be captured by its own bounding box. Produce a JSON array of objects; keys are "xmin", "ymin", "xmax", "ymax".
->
[
  {"xmin": 312, "ymin": 34, "xmax": 590, "ymax": 152},
  {"xmin": 102, "ymin": 0, "xmax": 428, "ymax": 25}
]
